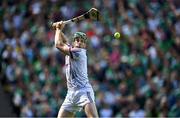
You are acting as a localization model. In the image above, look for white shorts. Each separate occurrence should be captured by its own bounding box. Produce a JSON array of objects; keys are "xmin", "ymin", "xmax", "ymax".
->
[{"xmin": 60, "ymin": 88, "xmax": 95, "ymax": 113}]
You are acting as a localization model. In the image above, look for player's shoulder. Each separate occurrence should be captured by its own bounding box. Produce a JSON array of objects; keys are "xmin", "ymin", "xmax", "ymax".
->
[
  {"xmin": 71, "ymin": 48, "xmax": 87, "ymax": 59},
  {"xmin": 71, "ymin": 47, "xmax": 86, "ymax": 53}
]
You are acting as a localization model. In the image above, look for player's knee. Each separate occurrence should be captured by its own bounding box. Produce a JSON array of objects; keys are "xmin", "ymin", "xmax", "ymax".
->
[
  {"xmin": 87, "ymin": 112, "xmax": 98, "ymax": 118},
  {"xmin": 57, "ymin": 108, "xmax": 74, "ymax": 118},
  {"xmin": 84, "ymin": 103, "xmax": 99, "ymax": 118}
]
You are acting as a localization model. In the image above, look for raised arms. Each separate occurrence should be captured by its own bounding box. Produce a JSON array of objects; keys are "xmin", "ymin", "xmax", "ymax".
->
[{"xmin": 54, "ymin": 21, "xmax": 70, "ymax": 55}]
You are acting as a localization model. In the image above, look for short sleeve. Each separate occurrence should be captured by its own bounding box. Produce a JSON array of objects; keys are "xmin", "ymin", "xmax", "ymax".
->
[{"xmin": 69, "ymin": 47, "xmax": 81, "ymax": 60}]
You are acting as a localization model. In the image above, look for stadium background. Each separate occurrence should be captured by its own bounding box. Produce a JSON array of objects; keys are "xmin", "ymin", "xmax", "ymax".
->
[{"xmin": 0, "ymin": 0, "xmax": 180, "ymax": 117}]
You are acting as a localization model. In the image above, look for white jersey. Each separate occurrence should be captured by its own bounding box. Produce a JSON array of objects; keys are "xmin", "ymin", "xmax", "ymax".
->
[{"xmin": 65, "ymin": 47, "xmax": 92, "ymax": 90}]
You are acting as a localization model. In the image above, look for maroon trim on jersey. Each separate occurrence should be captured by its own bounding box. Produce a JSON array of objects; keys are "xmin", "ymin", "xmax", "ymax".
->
[
  {"xmin": 87, "ymin": 92, "xmax": 93, "ymax": 103},
  {"xmin": 69, "ymin": 47, "xmax": 73, "ymax": 59}
]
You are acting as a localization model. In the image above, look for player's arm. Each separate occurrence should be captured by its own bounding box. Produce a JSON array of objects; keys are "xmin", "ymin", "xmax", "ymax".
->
[
  {"xmin": 54, "ymin": 21, "xmax": 70, "ymax": 55},
  {"xmin": 54, "ymin": 21, "xmax": 81, "ymax": 58}
]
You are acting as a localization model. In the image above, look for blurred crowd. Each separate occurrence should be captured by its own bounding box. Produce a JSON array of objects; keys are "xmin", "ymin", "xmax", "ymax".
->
[{"xmin": 0, "ymin": 0, "xmax": 180, "ymax": 117}]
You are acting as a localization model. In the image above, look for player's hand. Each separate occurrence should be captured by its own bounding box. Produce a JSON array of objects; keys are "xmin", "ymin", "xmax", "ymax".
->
[
  {"xmin": 55, "ymin": 21, "xmax": 65, "ymax": 30},
  {"xmin": 51, "ymin": 21, "xmax": 65, "ymax": 30}
]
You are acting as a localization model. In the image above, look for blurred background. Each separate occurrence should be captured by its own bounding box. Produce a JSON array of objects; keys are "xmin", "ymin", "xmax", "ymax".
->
[{"xmin": 0, "ymin": 0, "xmax": 180, "ymax": 117}]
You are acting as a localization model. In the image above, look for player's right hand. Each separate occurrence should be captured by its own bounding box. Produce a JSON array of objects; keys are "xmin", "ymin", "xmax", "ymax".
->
[{"xmin": 54, "ymin": 21, "xmax": 65, "ymax": 30}]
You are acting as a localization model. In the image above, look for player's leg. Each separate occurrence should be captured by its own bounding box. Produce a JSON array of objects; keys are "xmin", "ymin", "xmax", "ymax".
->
[
  {"xmin": 58, "ymin": 91, "xmax": 75, "ymax": 118},
  {"xmin": 75, "ymin": 89, "xmax": 99, "ymax": 117},
  {"xmin": 57, "ymin": 108, "xmax": 75, "ymax": 118},
  {"xmin": 84, "ymin": 102, "xmax": 99, "ymax": 118}
]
